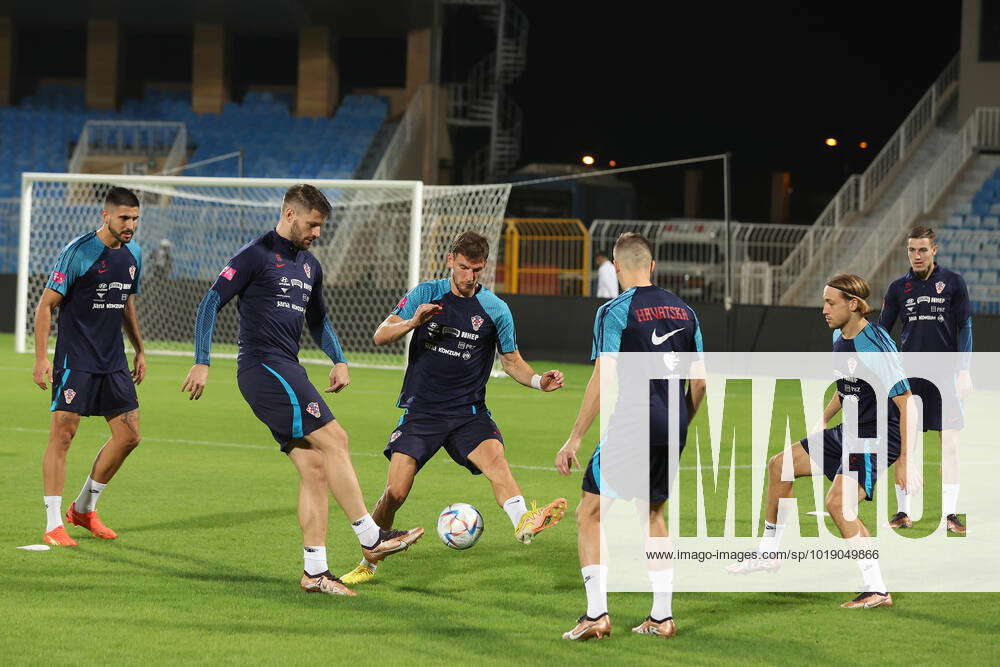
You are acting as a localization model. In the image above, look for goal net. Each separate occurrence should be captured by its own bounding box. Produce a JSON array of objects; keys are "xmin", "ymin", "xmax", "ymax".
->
[{"xmin": 16, "ymin": 174, "xmax": 512, "ymax": 369}]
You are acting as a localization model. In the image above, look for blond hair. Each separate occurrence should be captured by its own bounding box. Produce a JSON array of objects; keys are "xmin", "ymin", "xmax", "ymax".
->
[{"xmin": 826, "ymin": 273, "xmax": 872, "ymax": 315}]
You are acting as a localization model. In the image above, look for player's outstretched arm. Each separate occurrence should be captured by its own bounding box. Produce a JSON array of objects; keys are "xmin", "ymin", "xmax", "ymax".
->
[
  {"xmin": 555, "ymin": 358, "xmax": 601, "ymax": 475},
  {"xmin": 499, "ymin": 349, "xmax": 563, "ymax": 391},
  {"xmin": 122, "ymin": 294, "xmax": 146, "ymax": 384},
  {"xmin": 32, "ymin": 288, "xmax": 62, "ymax": 390},
  {"xmin": 373, "ymin": 305, "xmax": 442, "ymax": 345}
]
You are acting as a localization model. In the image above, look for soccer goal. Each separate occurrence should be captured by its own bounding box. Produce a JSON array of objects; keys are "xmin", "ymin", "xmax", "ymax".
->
[{"xmin": 16, "ymin": 173, "xmax": 512, "ymax": 369}]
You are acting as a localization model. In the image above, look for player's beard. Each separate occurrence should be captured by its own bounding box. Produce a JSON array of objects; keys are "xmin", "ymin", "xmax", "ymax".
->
[{"xmin": 109, "ymin": 224, "xmax": 134, "ymax": 245}]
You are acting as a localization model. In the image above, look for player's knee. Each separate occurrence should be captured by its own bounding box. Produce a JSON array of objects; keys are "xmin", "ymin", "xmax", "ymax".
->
[
  {"xmin": 121, "ymin": 432, "xmax": 141, "ymax": 450},
  {"xmin": 825, "ymin": 493, "xmax": 844, "ymax": 518},
  {"xmin": 575, "ymin": 500, "xmax": 599, "ymax": 526}
]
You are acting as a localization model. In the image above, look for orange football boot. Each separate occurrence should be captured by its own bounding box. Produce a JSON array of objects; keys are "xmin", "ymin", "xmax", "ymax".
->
[
  {"xmin": 66, "ymin": 503, "xmax": 118, "ymax": 539},
  {"xmin": 43, "ymin": 525, "xmax": 78, "ymax": 547}
]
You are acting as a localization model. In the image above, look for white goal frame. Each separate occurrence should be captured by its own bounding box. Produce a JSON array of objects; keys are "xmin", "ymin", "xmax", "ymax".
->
[{"xmin": 15, "ymin": 172, "xmax": 424, "ymax": 358}]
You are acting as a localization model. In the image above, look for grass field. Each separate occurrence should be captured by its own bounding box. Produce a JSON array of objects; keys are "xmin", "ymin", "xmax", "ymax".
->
[{"xmin": 2, "ymin": 332, "xmax": 999, "ymax": 665}]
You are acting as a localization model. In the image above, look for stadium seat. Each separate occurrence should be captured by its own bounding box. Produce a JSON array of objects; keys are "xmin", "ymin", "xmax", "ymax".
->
[{"xmin": 980, "ymin": 271, "xmax": 998, "ymax": 285}]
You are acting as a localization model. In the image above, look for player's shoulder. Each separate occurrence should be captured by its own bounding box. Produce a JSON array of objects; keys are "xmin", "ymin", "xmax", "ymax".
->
[
  {"xmin": 474, "ymin": 285, "xmax": 512, "ymax": 316},
  {"xmin": 857, "ymin": 322, "xmax": 898, "ymax": 352},
  {"xmin": 125, "ymin": 238, "xmax": 142, "ymax": 260},
  {"xmin": 413, "ymin": 278, "xmax": 452, "ymax": 299},
  {"xmin": 596, "ymin": 287, "xmax": 636, "ymax": 323},
  {"xmin": 230, "ymin": 232, "xmax": 270, "ymax": 263},
  {"xmin": 59, "ymin": 231, "xmax": 99, "ymax": 255}
]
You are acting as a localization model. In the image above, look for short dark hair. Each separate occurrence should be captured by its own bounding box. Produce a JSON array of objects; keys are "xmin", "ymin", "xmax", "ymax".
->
[
  {"xmin": 613, "ymin": 232, "xmax": 653, "ymax": 267},
  {"xmin": 450, "ymin": 231, "xmax": 490, "ymax": 261},
  {"xmin": 105, "ymin": 186, "xmax": 139, "ymax": 209},
  {"xmin": 283, "ymin": 184, "xmax": 332, "ymax": 219},
  {"xmin": 907, "ymin": 225, "xmax": 936, "ymax": 243}
]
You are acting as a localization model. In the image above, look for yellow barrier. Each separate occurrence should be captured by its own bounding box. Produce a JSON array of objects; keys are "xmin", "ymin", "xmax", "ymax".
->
[{"xmin": 500, "ymin": 218, "xmax": 591, "ymax": 296}]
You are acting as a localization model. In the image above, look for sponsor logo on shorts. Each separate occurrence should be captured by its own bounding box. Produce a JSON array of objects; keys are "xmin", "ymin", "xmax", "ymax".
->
[
  {"xmin": 303, "ymin": 263, "xmax": 311, "ymax": 279},
  {"xmin": 51, "ymin": 271, "xmax": 66, "ymax": 284},
  {"xmin": 390, "ymin": 430, "xmax": 402, "ymax": 442},
  {"xmin": 220, "ymin": 266, "xmax": 237, "ymax": 281},
  {"xmin": 129, "ymin": 265, "xmax": 136, "ymax": 280},
  {"xmin": 306, "ymin": 402, "xmax": 321, "ymax": 418},
  {"xmin": 471, "ymin": 315, "xmax": 484, "ymax": 331},
  {"xmin": 935, "ymin": 281, "xmax": 946, "ymax": 294},
  {"xmin": 63, "ymin": 389, "xmax": 76, "ymax": 404}
]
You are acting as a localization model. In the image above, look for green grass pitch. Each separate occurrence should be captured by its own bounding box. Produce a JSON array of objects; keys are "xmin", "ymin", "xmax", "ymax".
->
[{"xmin": 1, "ymin": 333, "xmax": 998, "ymax": 664}]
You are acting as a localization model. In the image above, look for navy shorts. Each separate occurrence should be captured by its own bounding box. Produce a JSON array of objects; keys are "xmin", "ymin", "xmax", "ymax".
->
[
  {"xmin": 237, "ymin": 362, "xmax": 334, "ymax": 452},
  {"xmin": 799, "ymin": 423, "xmax": 901, "ymax": 501},
  {"xmin": 384, "ymin": 410, "xmax": 503, "ymax": 475},
  {"xmin": 582, "ymin": 443, "xmax": 679, "ymax": 503},
  {"xmin": 50, "ymin": 367, "xmax": 138, "ymax": 417},
  {"xmin": 908, "ymin": 377, "xmax": 964, "ymax": 431}
]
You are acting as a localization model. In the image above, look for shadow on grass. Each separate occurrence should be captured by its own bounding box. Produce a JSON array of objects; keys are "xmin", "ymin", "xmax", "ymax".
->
[{"xmin": 123, "ymin": 508, "xmax": 291, "ymax": 534}]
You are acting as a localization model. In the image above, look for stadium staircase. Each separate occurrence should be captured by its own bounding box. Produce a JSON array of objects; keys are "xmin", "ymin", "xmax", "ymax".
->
[
  {"xmin": 443, "ymin": 0, "xmax": 527, "ymax": 182},
  {"xmin": 778, "ymin": 57, "xmax": 961, "ymax": 306}
]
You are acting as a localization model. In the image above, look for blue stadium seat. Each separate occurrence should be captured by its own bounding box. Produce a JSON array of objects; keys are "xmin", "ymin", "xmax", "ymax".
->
[{"xmin": 980, "ymin": 271, "xmax": 998, "ymax": 285}]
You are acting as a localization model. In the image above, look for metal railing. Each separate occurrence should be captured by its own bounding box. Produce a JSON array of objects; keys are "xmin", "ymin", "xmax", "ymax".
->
[
  {"xmin": 372, "ymin": 86, "xmax": 426, "ymax": 181},
  {"xmin": 781, "ymin": 107, "xmax": 1000, "ymax": 306},
  {"xmin": 499, "ymin": 218, "xmax": 591, "ymax": 296},
  {"xmin": 68, "ymin": 121, "xmax": 188, "ymax": 175},
  {"xmin": 777, "ymin": 55, "xmax": 959, "ymax": 304},
  {"xmin": 589, "ymin": 219, "xmax": 810, "ymax": 305}
]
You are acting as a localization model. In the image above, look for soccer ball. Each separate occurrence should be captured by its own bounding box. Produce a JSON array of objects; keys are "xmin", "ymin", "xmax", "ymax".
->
[{"xmin": 437, "ymin": 503, "xmax": 484, "ymax": 550}]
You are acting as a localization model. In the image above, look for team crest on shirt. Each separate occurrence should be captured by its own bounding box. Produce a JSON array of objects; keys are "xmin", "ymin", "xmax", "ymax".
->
[
  {"xmin": 303, "ymin": 263, "xmax": 311, "ymax": 279},
  {"xmin": 63, "ymin": 389, "xmax": 76, "ymax": 404},
  {"xmin": 935, "ymin": 281, "xmax": 945, "ymax": 294},
  {"xmin": 390, "ymin": 430, "xmax": 402, "ymax": 442},
  {"xmin": 470, "ymin": 315, "xmax": 484, "ymax": 331},
  {"xmin": 129, "ymin": 265, "xmax": 136, "ymax": 280},
  {"xmin": 305, "ymin": 402, "xmax": 321, "ymax": 418},
  {"xmin": 847, "ymin": 357, "xmax": 858, "ymax": 377}
]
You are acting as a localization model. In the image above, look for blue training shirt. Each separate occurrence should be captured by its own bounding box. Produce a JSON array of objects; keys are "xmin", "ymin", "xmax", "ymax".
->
[
  {"xmin": 391, "ymin": 279, "xmax": 516, "ymax": 415},
  {"xmin": 45, "ymin": 231, "xmax": 142, "ymax": 373},
  {"xmin": 193, "ymin": 230, "xmax": 346, "ymax": 368},
  {"xmin": 592, "ymin": 284, "xmax": 703, "ymax": 446},
  {"xmin": 879, "ymin": 264, "xmax": 972, "ymax": 366},
  {"xmin": 832, "ymin": 322, "xmax": 910, "ymax": 439}
]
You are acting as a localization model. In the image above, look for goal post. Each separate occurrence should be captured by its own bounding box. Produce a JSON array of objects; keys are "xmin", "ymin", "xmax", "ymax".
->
[{"xmin": 16, "ymin": 172, "xmax": 511, "ymax": 369}]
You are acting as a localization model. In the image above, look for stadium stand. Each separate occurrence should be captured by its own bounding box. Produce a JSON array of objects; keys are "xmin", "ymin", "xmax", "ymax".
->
[{"xmin": 0, "ymin": 82, "xmax": 390, "ymax": 271}]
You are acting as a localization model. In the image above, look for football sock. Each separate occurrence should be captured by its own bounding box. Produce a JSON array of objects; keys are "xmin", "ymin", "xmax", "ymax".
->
[
  {"xmin": 352, "ymin": 514, "xmax": 381, "ymax": 548},
  {"xmin": 74, "ymin": 477, "xmax": 107, "ymax": 514},
  {"xmin": 648, "ymin": 569, "xmax": 674, "ymax": 621},
  {"xmin": 943, "ymin": 483, "xmax": 960, "ymax": 517},
  {"xmin": 859, "ymin": 557, "xmax": 887, "ymax": 593},
  {"xmin": 502, "ymin": 495, "xmax": 527, "ymax": 527},
  {"xmin": 582, "ymin": 564, "xmax": 608, "ymax": 619},
  {"xmin": 358, "ymin": 557, "xmax": 378, "ymax": 572},
  {"xmin": 894, "ymin": 484, "xmax": 910, "ymax": 515},
  {"xmin": 758, "ymin": 521, "xmax": 784, "ymax": 553},
  {"xmin": 44, "ymin": 496, "xmax": 62, "ymax": 532},
  {"xmin": 303, "ymin": 546, "xmax": 328, "ymax": 576}
]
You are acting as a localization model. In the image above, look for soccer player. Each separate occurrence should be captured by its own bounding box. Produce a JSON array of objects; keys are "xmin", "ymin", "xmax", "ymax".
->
[
  {"xmin": 181, "ymin": 184, "xmax": 423, "ymax": 596},
  {"xmin": 555, "ymin": 232, "xmax": 706, "ymax": 640},
  {"xmin": 32, "ymin": 187, "xmax": 146, "ymax": 547},
  {"xmin": 739, "ymin": 274, "xmax": 913, "ymax": 608},
  {"xmin": 879, "ymin": 225, "xmax": 970, "ymax": 534},
  {"xmin": 340, "ymin": 231, "xmax": 568, "ymax": 585}
]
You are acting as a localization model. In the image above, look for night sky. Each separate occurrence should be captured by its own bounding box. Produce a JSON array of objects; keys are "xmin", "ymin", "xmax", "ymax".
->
[{"xmin": 510, "ymin": 2, "xmax": 962, "ymax": 223}]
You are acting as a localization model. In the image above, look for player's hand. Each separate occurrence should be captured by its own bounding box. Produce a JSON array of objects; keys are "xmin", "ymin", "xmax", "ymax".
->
[
  {"xmin": 33, "ymin": 357, "xmax": 52, "ymax": 390},
  {"xmin": 326, "ymin": 363, "xmax": 350, "ymax": 393},
  {"xmin": 555, "ymin": 438, "xmax": 581, "ymax": 475},
  {"xmin": 131, "ymin": 351, "xmax": 146, "ymax": 385},
  {"xmin": 181, "ymin": 364, "xmax": 209, "ymax": 400},
  {"xmin": 539, "ymin": 369, "xmax": 564, "ymax": 392},
  {"xmin": 957, "ymin": 370, "xmax": 973, "ymax": 399},
  {"xmin": 894, "ymin": 457, "xmax": 923, "ymax": 494},
  {"xmin": 409, "ymin": 303, "xmax": 443, "ymax": 328}
]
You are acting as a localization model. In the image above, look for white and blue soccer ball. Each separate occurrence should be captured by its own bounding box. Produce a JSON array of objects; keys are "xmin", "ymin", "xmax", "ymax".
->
[{"xmin": 437, "ymin": 503, "xmax": 484, "ymax": 550}]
